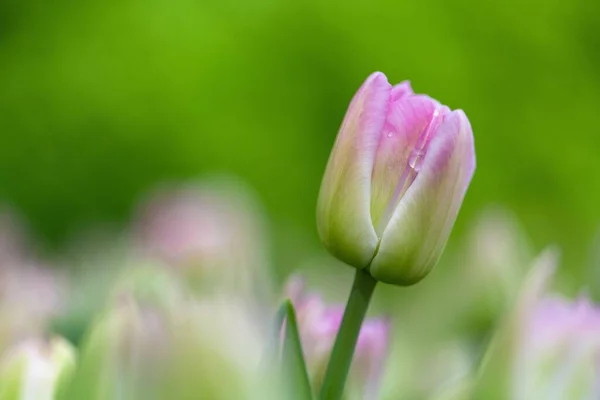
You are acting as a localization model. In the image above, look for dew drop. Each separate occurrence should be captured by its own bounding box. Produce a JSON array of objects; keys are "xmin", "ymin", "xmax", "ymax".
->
[
  {"xmin": 386, "ymin": 132, "xmax": 393, "ymax": 138},
  {"xmin": 408, "ymin": 149, "xmax": 424, "ymax": 172}
]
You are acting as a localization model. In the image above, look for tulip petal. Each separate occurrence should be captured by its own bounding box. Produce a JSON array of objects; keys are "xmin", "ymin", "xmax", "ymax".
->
[
  {"xmin": 369, "ymin": 110, "xmax": 475, "ymax": 285},
  {"xmin": 370, "ymin": 95, "xmax": 443, "ymax": 235},
  {"xmin": 317, "ymin": 72, "xmax": 391, "ymax": 269},
  {"xmin": 390, "ymin": 81, "xmax": 413, "ymax": 101}
]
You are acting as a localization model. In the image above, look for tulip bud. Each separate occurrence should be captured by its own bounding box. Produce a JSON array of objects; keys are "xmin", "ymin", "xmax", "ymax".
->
[
  {"xmin": 0, "ymin": 337, "xmax": 76, "ymax": 400},
  {"xmin": 285, "ymin": 277, "xmax": 390, "ymax": 398},
  {"xmin": 317, "ymin": 72, "xmax": 475, "ymax": 285}
]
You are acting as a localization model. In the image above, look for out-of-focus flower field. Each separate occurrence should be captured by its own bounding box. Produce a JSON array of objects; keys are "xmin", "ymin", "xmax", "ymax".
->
[{"xmin": 0, "ymin": 177, "xmax": 598, "ymax": 398}]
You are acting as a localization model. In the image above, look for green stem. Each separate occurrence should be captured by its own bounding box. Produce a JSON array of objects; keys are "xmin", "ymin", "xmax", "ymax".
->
[{"xmin": 318, "ymin": 268, "xmax": 377, "ymax": 400}]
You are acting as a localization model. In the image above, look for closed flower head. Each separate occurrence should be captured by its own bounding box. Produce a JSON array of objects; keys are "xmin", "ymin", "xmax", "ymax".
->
[{"xmin": 317, "ymin": 72, "xmax": 475, "ymax": 285}]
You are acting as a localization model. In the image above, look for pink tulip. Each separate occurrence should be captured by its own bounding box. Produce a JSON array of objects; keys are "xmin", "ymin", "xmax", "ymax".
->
[
  {"xmin": 317, "ymin": 72, "xmax": 475, "ymax": 285},
  {"xmin": 515, "ymin": 295, "xmax": 600, "ymax": 398},
  {"xmin": 133, "ymin": 180, "xmax": 269, "ymax": 296},
  {"xmin": 475, "ymin": 251, "xmax": 600, "ymax": 399}
]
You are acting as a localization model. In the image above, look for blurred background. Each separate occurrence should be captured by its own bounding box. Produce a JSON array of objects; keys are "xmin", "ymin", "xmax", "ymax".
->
[
  {"xmin": 1, "ymin": 0, "xmax": 600, "ymax": 397},
  {"xmin": 1, "ymin": 0, "xmax": 600, "ymax": 277}
]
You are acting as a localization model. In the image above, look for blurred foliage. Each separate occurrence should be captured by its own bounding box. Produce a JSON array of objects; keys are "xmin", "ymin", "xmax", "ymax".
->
[{"xmin": 0, "ymin": 0, "xmax": 599, "ymax": 279}]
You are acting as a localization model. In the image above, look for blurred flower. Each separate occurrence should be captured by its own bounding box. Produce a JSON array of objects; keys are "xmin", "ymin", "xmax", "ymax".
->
[
  {"xmin": 132, "ymin": 178, "xmax": 271, "ymax": 298},
  {"xmin": 0, "ymin": 337, "xmax": 76, "ymax": 400},
  {"xmin": 0, "ymin": 209, "xmax": 67, "ymax": 353},
  {"xmin": 285, "ymin": 276, "xmax": 390, "ymax": 399},
  {"xmin": 317, "ymin": 72, "xmax": 475, "ymax": 286},
  {"xmin": 457, "ymin": 207, "xmax": 533, "ymax": 330},
  {"xmin": 66, "ymin": 262, "xmax": 191, "ymax": 399},
  {"xmin": 108, "ymin": 264, "xmax": 186, "ymax": 311},
  {"xmin": 67, "ymin": 294, "xmax": 171, "ymax": 400},
  {"xmin": 160, "ymin": 296, "xmax": 279, "ymax": 400},
  {"xmin": 465, "ymin": 207, "xmax": 531, "ymax": 300},
  {"xmin": 514, "ymin": 295, "xmax": 600, "ymax": 399},
  {"xmin": 0, "ymin": 264, "xmax": 67, "ymax": 345},
  {"xmin": 473, "ymin": 248, "xmax": 600, "ymax": 398},
  {"xmin": 70, "ymin": 262, "xmax": 278, "ymax": 400}
]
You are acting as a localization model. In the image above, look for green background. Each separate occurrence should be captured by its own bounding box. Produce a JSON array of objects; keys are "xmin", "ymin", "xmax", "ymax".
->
[{"xmin": 1, "ymin": 0, "xmax": 599, "ymax": 280}]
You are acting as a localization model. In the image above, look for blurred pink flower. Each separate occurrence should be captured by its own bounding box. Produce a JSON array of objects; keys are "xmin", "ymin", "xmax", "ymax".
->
[
  {"xmin": 0, "ymin": 208, "xmax": 67, "ymax": 349},
  {"xmin": 0, "ymin": 263, "xmax": 68, "ymax": 351},
  {"xmin": 526, "ymin": 295, "xmax": 600, "ymax": 349},
  {"xmin": 285, "ymin": 276, "xmax": 390, "ymax": 399},
  {"xmin": 477, "ymin": 250, "xmax": 600, "ymax": 398},
  {"xmin": 132, "ymin": 179, "xmax": 270, "ymax": 297},
  {"xmin": 514, "ymin": 295, "xmax": 600, "ymax": 398}
]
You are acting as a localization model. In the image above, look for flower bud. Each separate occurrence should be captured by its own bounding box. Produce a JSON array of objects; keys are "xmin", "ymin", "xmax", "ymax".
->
[
  {"xmin": 317, "ymin": 72, "xmax": 475, "ymax": 285},
  {"xmin": 285, "ymin": 277, "xmax": 390, "ymax": 398},
  {"xmin": 0, "ymin": 337, "xmax": 76, "ymax": 400}
]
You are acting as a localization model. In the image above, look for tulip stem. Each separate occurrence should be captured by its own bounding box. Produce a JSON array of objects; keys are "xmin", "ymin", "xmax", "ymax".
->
[{"xmin": 318, "ymin": 268, "xmax": 377, "ymax": 400}]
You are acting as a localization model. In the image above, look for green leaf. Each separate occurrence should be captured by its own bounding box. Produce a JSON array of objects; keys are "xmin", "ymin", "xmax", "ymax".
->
[{"xmin": 279, "ymin": 299, "xmax": 313, "ymax": 400}]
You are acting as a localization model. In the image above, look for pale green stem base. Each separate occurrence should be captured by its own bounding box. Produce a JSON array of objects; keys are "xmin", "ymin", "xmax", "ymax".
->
[{"xmin": 318, "ymin": 268, "xmax": 378, "ymax": 400}]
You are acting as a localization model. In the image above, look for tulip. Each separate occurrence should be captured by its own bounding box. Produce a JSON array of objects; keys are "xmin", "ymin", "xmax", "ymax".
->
[
  {"xmin": 317, "ymin": 72, "xmax": 475, "ymax": 285},
  {"xmin": 160, "ymin": 296, "xmax": 281, "ymax": 400},
  {"xmin": 0, "ymin": 337, "xmax": 76, "ymax": 400},
  {"xmin": 133, "ymin": 179, "xmax": 271, "ymax": 298},
  {"xmin": 514, "ymin": 295, "xmax": 600, "ymax": 399},
  {"xmin": 66, "ymin": 295, "xmax": 171, "ymax": 400},
  {"xmin": 0, "ymin": 263, "xmax": 67, "ymax": 352},
  {"xmin": 285, "ymin": 277, "xmax": 390, "ymax": 398},
  {"xmin": 474, "ymin": 249, "xmax": 600, "ymax": 398},
  {"xmin": 0, "ymin": 209, "xmax": 67, "ymax": 354}
]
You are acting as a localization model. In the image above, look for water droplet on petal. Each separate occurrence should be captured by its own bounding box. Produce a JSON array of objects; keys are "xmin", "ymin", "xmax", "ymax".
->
[
  {"xmin": 386, "ymin": 132, "xmax": 393, "ymax": 138},
  {"xmin": 409, "ymin": 149, "xmax": 424, "ymax": 172}
]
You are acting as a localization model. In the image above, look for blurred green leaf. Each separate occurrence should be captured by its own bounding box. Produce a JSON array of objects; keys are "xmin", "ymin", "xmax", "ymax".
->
[{"xmin": 280, "ymin": 299, "xmax": 313, "ymax": 400}]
